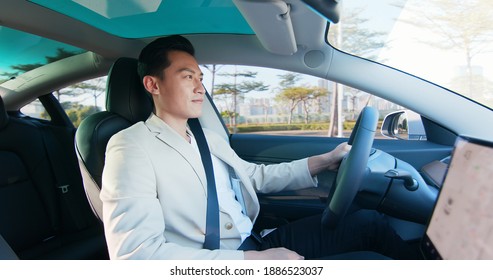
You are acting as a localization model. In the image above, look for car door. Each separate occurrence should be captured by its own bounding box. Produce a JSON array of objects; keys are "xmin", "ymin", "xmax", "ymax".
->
[
  {"xmin": 206, "ymin": 64, "xmax": 455, "ymax": 228},
  {"xmin": 229, "ymin": 127, "xmax": 453, "ymax": 230}
]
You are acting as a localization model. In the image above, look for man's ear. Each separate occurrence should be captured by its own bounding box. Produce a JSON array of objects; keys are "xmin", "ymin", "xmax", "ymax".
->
[{"xmin": 143, "ymin": 75, "xmax": 159, "ymax": 96}]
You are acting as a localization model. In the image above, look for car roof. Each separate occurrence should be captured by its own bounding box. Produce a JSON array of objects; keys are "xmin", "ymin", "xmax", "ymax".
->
[
  {"xmin": 29, "ymin": 0, "xmax": 255, "ymax": 38},
  {"xmin": 0, "ymin": 0, "xmax": 330, "ymax": 109},
  {"xmin": 0, "ymin": 0, "xmax": 326, "ymax": 65}
]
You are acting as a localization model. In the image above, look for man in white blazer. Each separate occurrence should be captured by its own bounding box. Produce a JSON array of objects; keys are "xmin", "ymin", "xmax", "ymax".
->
[{"xmin": 101, "ymin": 35, "xmax": 419, "ymax": 260}]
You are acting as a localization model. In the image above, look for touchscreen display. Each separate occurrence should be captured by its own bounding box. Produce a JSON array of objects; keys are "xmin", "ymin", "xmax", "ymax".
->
[{"xmin": 424, "ymin": 137, "xmax": 493, "ymax": 259}]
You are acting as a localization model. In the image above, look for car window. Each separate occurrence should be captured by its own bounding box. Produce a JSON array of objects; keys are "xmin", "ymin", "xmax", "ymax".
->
[
  {"xmin": 20, "ymin": 76, "xmax": 107, "ymax": 127},
  {"xmin": 201, "ymin": 65, "xmax": 418, "ymax": 140},
  {"xmin": 20, "ymin": 99, "xmax": 51, "ymax": 121},
  {"xmin": 59, "ymin": 76, "xmax": 107, "ymax": 127}
]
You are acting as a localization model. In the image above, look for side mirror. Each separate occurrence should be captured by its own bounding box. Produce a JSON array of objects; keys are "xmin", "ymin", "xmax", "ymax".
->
[{"xmin": 381, "ymin": 110, "xmax": 426, "ymax": 140}]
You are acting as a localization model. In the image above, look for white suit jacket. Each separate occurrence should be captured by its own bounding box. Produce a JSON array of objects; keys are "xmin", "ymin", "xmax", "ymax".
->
[{"xmin": 101, "ymin": 114, "xmax": 317, "ymax": 259}]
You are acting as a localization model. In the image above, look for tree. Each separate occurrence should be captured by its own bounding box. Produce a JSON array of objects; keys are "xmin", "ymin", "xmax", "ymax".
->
[
  {"xmin": 46, "ymin": 48, "xmax": 80, "ymax": 63},
  {"xmin": 201, "ymin": 64, "xmax": 223, "ymax": 98},
  {"xmin": 344, "ymin": 86, "xmax": 366, "ymax": 121},
  {"xmin": 64, "ymin": 104, "xmax": 101, "ymax": 127},
  {"xmin": 9, "ymin": 63, "xmax": 44, "ymax": 75},
  {"xmin": 214, "ymin": 69, "xmax": 268, "ymax": 131},
  {"xmin": 220, "ymin": 110, "xmax": 238, "ymax": 129},
  {"xmin": 2, "ymin": 48, "xmax": 80, "ymax": 78},
  {"xmin": 64, "ymin": 77, "xmax": 106, "ymax": 108},
  {"xmin": 396, "ymin": 0, "xmax": 493, "ymax": 101},
  {"xmin": 450, "ymin": 74, "xmax": 493, "ymax": 108},
  {"xmin": 278, "ymin": 72, "xmax": 302, "ymax": 89},
  {"xmin": 326, "ymin": 7, "xmax": 386, "ymax": 136},
  {"xmin": 2, "ymin": 48, "xmax": 84, "ymax": 102},
  {"xmin": 259, "ymin": 98, "xmax": 272, "ymax": 124},
  {"xmin": 275, "ymin": 86, "xmax": 328, "ymax": 124}
]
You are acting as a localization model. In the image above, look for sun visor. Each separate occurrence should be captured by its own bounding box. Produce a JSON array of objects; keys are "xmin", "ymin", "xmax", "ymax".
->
[{"xmin": 233, "ymin": 0, "xmax": 297, "ymax": 55}]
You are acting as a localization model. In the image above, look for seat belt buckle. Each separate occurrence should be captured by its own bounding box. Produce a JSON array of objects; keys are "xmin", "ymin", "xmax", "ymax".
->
[{"xmin": 58, "ymin": 185, "xmax": 70, "ymax": 194}]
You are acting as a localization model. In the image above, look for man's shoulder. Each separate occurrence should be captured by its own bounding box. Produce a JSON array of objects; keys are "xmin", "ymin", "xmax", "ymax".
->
[{"xmin": 109, "ymin": 121, "xmax": 148, "ymax": 143}]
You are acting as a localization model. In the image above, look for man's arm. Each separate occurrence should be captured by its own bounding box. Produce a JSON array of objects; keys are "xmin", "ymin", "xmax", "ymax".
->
[{"xmin": 237, "ymin": 141, "xmax": 350, "ymax": 194}]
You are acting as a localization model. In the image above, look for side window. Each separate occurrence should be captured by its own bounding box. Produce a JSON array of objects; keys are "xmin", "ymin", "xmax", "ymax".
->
[
  {"xmin": 59, "ymin": 76, "xmax": 107, "ymax": 127},
  {"xmin": 21, "ymin": 76, "xmax": 107, "ymax": 127},
  {"xmin": 20, "ymin": 99, "xmax": 51, "ymax": 121},
  {"xmin": 201, "ymin": 65, "xmax": 421, "ymax": 140}
]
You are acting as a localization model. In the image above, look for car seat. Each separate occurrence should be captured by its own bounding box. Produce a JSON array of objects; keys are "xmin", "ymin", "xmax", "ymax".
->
[
  {"xmin": 75, "ymin": 57, "xmax": 153, "ymax": 220},
  {"xmin": 0, "ymin": 95, "xmax": 106, "ymax": 259}
]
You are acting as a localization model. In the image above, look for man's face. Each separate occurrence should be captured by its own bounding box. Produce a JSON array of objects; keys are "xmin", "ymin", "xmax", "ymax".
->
[{"xmin": 150, "ymin": 50, "xmax": 205, "ymax": 122}]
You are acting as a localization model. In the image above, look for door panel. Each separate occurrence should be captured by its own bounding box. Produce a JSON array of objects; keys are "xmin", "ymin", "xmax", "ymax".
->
[{"xmin": 230, "ymin": 133, "xmax": 453, "ymax": 228}]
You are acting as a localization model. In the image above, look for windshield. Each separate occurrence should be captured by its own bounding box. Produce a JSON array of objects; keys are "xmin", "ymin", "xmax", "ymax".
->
[{"xmin": 327, "ymin": 0, "xmax": 493, "ymax": 110}]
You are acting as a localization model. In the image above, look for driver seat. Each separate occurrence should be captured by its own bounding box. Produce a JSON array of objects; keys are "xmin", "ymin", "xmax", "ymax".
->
[{"xmin": 75, "ymin": 57, "xmax": 153, "ymax": 220}]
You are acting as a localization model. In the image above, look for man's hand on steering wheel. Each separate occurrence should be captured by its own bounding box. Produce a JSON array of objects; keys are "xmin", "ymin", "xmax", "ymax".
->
[
  {"xmin": 326, "ymin": 142, "xmax": 352, "ymax": 171},
  {"xmin": 322, "ymin": 107, "xmax": 379, "ymax": 229},
  {"xmin": 307, "ymin": 142, "xmax": 351, "ymax": 176}
]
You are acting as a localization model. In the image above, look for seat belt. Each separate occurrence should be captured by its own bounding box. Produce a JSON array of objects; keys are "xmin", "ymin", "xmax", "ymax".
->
[
  {"xmin": 38, "ymin": 125, "xmax": 87, "ymax": 231},
  {"xmin": 187, "ymin": 118, "xmax": 220, "ymax": 250}
]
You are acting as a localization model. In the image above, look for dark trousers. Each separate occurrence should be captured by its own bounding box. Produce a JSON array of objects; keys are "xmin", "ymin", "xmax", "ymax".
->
[{"xmin": 240, "ymin": 210, "xmax": 421, "ymax": 260}]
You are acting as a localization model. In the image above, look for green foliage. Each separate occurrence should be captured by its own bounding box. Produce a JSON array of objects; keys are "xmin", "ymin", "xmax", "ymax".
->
[
  {"xmin": 215, "ymin": 72, "xmax": 269, "ymax": 97},
  {"xmin": 343, "ymin": 120, "xmax": 383, "ymax": 131},
  {"xmin": 231, "ymin": 121, "xmax": 383, "ymax": 134},
  {"xmin": 65, "ymin": 104, "xmax": 101, "ymax": 127},
  {"xmin": 343, "ymin": 121, "xmax": 356, "ymax": 130},
  {"xmin": 275, "ymin": 86, "xmax": 328, "ymax": 124},
  {"xmin": 277, "ymin": 72, "xmax": 302, "ymax": 89},
  {"xmin": 234, "ymin": 123, "xmax": 330, "ymax": 133},
  {"xmin": 214, "ymin": 70, "xmax": 269, "ymax": 130},
  {"xmin": 220, "ymin": 110, "xmax": 238, "ymax": 118},
  {"xmin": 279, "ymin": 86, "xmax": 328, "ymax": 101},
  {"xmin": 2, "ymin": 48, "xmax": 81, "ymax": 78}
]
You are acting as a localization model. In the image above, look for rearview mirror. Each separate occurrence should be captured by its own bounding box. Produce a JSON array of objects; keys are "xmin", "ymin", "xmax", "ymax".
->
[{"xmin": 301, "ymin": 0, "xmax": 340, "ymax": 23}]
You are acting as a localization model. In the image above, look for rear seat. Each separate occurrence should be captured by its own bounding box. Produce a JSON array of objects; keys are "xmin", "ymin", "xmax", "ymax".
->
[{"xmin": 0, "ymin": 95, "xmax": 108, "ymax": 259}]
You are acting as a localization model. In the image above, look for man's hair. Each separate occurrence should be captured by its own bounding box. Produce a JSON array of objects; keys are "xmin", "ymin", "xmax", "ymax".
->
[{"xmin": 137, "ymin": 35, "xmax": 195, "ymax": 81}]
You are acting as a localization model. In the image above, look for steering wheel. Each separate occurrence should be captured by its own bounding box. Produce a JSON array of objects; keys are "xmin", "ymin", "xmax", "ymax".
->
[{"xmin": 322, "ymin": 106, "xmax": 379, "ymax": 229}]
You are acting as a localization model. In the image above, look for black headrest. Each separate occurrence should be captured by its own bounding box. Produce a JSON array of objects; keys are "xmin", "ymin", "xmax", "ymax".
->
[
  {"xmin": 0, "ymin": 95, "xmax": 9, "ymax": 130},
  {"xmin": 105, "ymin": 57, "xmax": 153, "ymax": 123}
]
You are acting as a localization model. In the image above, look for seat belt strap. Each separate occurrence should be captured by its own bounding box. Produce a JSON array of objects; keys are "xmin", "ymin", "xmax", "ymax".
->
[
  {"xmin": 188, "ymin": 118, "xmax": 220, "ymax": 250},
  {"xmin": 39, "ymin": 125, "xmax": 86, "ymax": 230}
]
